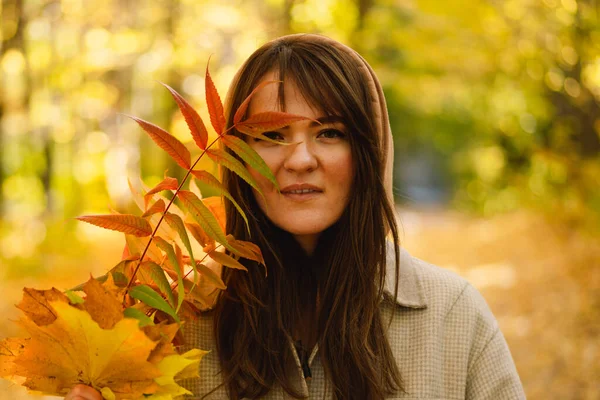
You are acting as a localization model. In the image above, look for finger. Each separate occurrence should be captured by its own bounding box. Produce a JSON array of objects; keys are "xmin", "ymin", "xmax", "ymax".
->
[{"xmin": 65, "ymin": 384, "xmax": 102, "ymax": 400}]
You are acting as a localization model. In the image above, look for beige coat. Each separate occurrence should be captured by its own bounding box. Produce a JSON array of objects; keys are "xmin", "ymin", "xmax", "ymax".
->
[{"xmin": 180, "ymin": 247, "xmax": 525, "ymax": 399}]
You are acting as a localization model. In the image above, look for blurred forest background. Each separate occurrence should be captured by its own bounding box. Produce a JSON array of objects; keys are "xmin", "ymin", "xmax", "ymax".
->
[{"xmin": 1, "ymin": 0, "xmax": 599, "ymax": 398}]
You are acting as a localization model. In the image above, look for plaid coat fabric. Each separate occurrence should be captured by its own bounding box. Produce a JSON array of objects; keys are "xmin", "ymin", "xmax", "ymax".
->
[{"xmin": 179, "ymin": 247, "xmax": 526, "ymax": 399}]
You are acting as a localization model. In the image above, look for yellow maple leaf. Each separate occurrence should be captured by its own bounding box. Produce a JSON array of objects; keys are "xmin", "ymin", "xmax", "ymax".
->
[
  {"xmin": 11, "ymin": 301, "xmax": 162, "ymax": 398},
  {"xmin": 150, "ymin": 348, "xmax": 207, "ymax": 400},
  {"xmin": 1, "ymin": 277, "xmax": 208, "ymax": 399},
  {"xmin": 102, "ymin": 348, "xmax": 208, "ymax": 400}
]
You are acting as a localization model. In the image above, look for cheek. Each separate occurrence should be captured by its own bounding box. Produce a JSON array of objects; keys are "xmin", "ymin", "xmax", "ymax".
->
[{"xmin": 333, "ymin": 154, "xmax": 355, "ymax": 195}]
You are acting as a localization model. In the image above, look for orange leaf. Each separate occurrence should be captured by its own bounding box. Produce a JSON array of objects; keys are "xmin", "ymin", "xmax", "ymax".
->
[
  {"xmin": 16, "ymin": 288, "xmax": 69, "ymax": 326},
  {"xmin": 205, "ymin": 59, "xmax": 226, "ymax": 135},
  {"xmin": 184, "ymin": 222, "xmax": 213, "ymax": 248},
  {"xmin": 233, "ymin": 80, "xmax": 279, "ymax": 124},
  {"xmin": 142, "ymin": 199, "xmax": 166, "ymax": 218},
  {"xmin": 143, "ymin": 322, "xmax": 179, "ymax": 363},
  {"xmin": 226, "ymin": 235, "xmax": 265, "ymax": 265},
  {"xmin": 194, "ymin": 262, "xmax": 226, "ymax": 290},
  {"xmin": 144, "ymin": 176, "xmax": 179, "ymax": 209},
  {"xmin": 125, "ymin": 234, "xmax": 165, "ymax": 265},
  {"xmin": 202, "ymin": 196, "xmax": 227, "ymax": 233},
  {"xmin": 128, "ymin": 178, "xmax": 145, "ymax": 212},
  {"xmin": 146, "ymin": 176, "xmax": 179, "ymax": 197},
  {"xmin": 161, "ymin": 83, "xmax": 209, "ymax": 150},
  {"xmin": 82, "ymin": 277, "xmax": 124, "ymax": 330},
  {"xmin": 236, "ymin": 111, "xmax": 310, "ymax": 135},
  {"xmin": 129, "ymin": 115, "xmax": 191, "ymax": 170},
  {"xmin": 77, "ymin": 214, "xmax": 153, "ymax": 237},
  {"xmin": 0, "ymin": 337, "xmax": 27, "ymax": 377},
  {"xmin": 208, "ymin": 250, "xmax": 248, "ymax": 271}
]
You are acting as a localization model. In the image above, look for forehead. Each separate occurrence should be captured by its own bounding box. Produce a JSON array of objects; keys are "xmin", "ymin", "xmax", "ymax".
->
[{"xmin": 247, "ymin": 70, "xmax": 324, "ymax": 118}]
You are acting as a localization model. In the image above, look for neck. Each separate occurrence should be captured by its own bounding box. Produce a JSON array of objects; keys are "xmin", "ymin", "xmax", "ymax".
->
[{"xmin": 293, "ymin": 233, "xmax": 319, "ymax": 255}]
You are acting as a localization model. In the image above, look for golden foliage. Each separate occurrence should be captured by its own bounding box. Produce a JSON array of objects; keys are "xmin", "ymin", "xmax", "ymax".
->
[{"xmin": 0, "ymin": 277, "xmax": 205, "ymax": 399}]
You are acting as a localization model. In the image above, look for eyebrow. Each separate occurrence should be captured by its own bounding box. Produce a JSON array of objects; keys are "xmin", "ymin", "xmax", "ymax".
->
[
  {"xmin": 279, "ymin": 115, "xmax": 345, "ymax": 130},
  {"xmin": 312, "ymin": 115, "xmax": 344, "ymax": 126}
]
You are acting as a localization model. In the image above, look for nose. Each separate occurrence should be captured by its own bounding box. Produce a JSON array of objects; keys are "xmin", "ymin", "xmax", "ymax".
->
[{"xmin": 283, "ymin": 140, "xmax": 318, "ymax": 173}]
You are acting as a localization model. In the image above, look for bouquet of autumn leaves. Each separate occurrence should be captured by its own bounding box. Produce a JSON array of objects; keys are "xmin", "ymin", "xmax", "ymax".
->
[{"xmin": 0, "ymin": 64, "xmax": 308, "ymax": 399}]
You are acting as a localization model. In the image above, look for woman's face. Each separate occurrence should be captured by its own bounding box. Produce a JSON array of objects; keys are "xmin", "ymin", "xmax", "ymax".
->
[{"xmin": 245, "ymin": 71, "xmax": 354, "ymax": 255}]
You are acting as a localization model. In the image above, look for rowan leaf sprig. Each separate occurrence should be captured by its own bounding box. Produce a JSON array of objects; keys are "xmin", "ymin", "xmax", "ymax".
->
[{"xmin": 76, "ymin": 62, "xmax": 309, "ymax": 319}]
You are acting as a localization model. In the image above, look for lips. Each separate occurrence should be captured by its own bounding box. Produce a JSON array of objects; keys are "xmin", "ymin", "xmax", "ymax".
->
[
  {"xmin": 280, "ymin": 184, "xmax": 323, "ymax": 194},
  {"xmin": 280, "ymin": 184, "xmax": 323, "ymax": 201}
]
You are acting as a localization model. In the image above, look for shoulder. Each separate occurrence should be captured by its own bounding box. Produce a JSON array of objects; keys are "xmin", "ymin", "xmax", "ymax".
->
[
  {"xmin": 387, "ymin": 246, "xmax": 495, "ymax": 327},
  {"xmin": 415, "ymin": 255, "xmax": 496, "ymax": 326},
  {"xmin": 384, "ymin": 247, "xmax": 502, "ymax": 368},
  {"xmin": 383, "ymin": 249, "xmax": 525, "ymax": 399},
  {"xmin": 388, "ymin": 249, "xmax": 499, "ymax": 349}
]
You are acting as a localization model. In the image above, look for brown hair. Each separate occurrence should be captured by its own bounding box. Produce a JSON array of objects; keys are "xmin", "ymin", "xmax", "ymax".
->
[{"xmin": 213, "ymin": 34, "xmax": 402, "ymax": 399}]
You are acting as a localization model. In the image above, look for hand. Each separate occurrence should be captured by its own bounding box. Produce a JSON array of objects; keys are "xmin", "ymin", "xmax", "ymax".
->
[{"xmin": 65, "ymin": 384, "xmax": 102, "ymax": 400}]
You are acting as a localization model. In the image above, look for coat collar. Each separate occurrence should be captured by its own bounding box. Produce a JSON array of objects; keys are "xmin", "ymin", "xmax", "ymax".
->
[{"xmin": 383, "ymin": 243, "xmax": 428, "ymax": 309}]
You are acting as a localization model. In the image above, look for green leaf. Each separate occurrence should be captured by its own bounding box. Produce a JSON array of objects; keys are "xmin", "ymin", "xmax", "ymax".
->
[
  {"xmin": 65, "ymin": 290, "xmax": 84, "ymax": 305},
  {"xmin": 140, "ymin": 260, "xmax": 176, "ymax": 308},
  {"xmin": 123, "ymin": 307, "xmax": 155, "ymax": 327},
  {"xmin": 190, "ymin": 170, "xmax": 249, "ymax": 231},
  {"xmin": 205, "ymin": 149, "xmax": 262, "ymax": 193},
  {"xmin": 153, "ymin": 237, "xmax": 185, "ymax": 313},
  {"xmin": 111, "ymin": 271, "xmax": 129, "ymax": 287},
  {"xmin": 221, "ymin": 135, "xmax": 278, "ymax": 189},
  {"xmin": 164, "ymin": 212, "xmax": 198, "ymax": 285},
  {"xmin": 129, "ymin": 285, "xmax": 180, "ymax": 323},
  {"xmin": 177, "ymin": 190, "xmax": 236, "ymax": 254}
]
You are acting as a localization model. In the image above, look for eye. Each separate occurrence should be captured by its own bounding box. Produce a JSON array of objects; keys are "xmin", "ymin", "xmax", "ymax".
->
[
  {"xmin": 253, "ymin": 131, "xmax": 284, "ymax": 142},
  {"xmin": 318, "ymin": 129, "xmax": 346, "ymax": 139}
]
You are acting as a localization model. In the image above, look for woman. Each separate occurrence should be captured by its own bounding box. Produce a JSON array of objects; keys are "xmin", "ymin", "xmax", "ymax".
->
[{"xmin": 66, "ymin": 34, "xmax": 525, "ymax": 399}]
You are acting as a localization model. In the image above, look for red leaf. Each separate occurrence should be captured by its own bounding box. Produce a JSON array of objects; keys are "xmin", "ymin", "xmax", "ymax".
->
[
  {"xmin": 76, "ymin": 214, "xmax": 152, "ymax": 237},
  {"xmin": 161, "ymin": 83, "xmax": 208, "ymax": 150},
  {"xmin": 205, "ymin": 59, "xmax": 226, "ymax": 135},
  {"xmin": 129, "ymin": 115, "xmax": 191, "ymax": 170},
  {"xmin": 235, "ymin": 111, "xmax": 310, "ymax": 134},
  {"xmin": 233, "ymin": 80, "xmax": 279, "ymax": 125}
]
